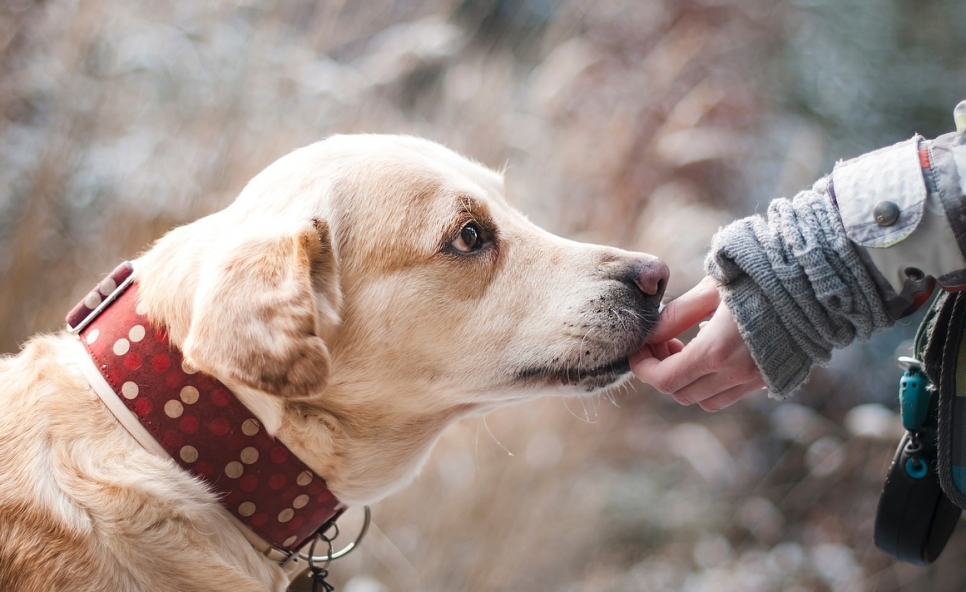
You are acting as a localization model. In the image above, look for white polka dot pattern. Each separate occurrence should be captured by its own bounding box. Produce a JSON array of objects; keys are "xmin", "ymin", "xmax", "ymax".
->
[
  {"xmin": 164, "ymin": 400, "xmax": 184, "ymax": 418},
  {"xmin": 77, "ymin": 280, "xmax": 342, "ymax": 551},
  {"xmin": 99, "ymin": 277, "xmax": 117, "ymax": 295},
  {"xmin": 129, "ymin": 325, "xmax": 145, "ymax": 342},
  {"xmin": 180, "ymin": 445, "xmax": 199, "ymax": 463},
  {"xmin": 121, "ymin": 381, "xmax": 139, "ymax": 399},
  {"xmin": 240, "ymin": 447, "xmax": 259, "ymax": 465},
  {"xmin": 180, "ymin": 386, "xmax": 199, "ymax": 405},
  {"xmin": 241, "ymin": 418, "xmax": 260, "ymax": 436},
  {"xmin": 113, "ymin": 338, "xmax": 130, "ymax": 355},
  {"xmin": 84, "ymin": 292, "xmax": 102, "ymax": 309},
  {"xmin": 65, "ymin": 262, "xmax": 135, "ymax": 332},
  {"xmin": 225, "ymin": 461, "xmax": 244, "ymax": 479}
]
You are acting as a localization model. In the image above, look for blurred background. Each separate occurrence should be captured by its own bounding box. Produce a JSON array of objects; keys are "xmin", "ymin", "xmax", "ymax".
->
[{"xmin": 2, "ymin": 0, "xmax": 965, "ymax": 590}]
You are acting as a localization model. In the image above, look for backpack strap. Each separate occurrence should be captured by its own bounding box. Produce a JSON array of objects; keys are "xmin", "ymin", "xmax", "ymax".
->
[
  {"xmin": 873, "ymin": 291, "xmax": 962, "ymax": 564},
  {"xmin": 922, "ymin": 290, "xmax": 966, "ymax": 508}
]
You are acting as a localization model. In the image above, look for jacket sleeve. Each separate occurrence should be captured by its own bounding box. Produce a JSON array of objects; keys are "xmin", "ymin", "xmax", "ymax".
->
[
  {"xmin": 705, "ymin": 179, "xmax": 894, "ymax": 398},
  {"xmin": 705, "ymin": 101, "xmax": 966, "ymax": 398},
  {"xmin": 830, "ymin": 127, "xmax": 966, "ymax": 319}
]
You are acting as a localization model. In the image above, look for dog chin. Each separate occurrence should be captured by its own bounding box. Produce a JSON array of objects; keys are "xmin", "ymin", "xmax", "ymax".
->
[
  {"xmin": 515, "ymin": 356, "xmax": 633, "ymax": 392},
  {"xmin": 572, "ymin": 360, "xmax": 635, "ymax": 393}
]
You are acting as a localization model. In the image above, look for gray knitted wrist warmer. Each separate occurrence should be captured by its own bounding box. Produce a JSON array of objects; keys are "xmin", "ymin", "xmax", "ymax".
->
[{"xmin": 705, "ymin": 184, "xmax": 894, "ymax": 398}]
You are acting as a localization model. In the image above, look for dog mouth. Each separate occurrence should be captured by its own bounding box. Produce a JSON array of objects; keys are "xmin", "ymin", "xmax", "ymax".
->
[
  {"xmin": 511, "ymin": 294, "xmax": 659, "ymax": 392},
  {"xmin": 514, "ymin": 356, "xmax": 633, "ymax": 392}
]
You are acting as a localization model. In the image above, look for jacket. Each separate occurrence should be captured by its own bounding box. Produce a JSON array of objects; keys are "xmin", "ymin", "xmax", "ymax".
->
[{"xmin": 707, "ymin": 101, "xmax": 966, "ymax": 397}]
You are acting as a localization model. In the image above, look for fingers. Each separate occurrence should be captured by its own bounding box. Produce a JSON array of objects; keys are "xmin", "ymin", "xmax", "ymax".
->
[
  {"xmin": 632, "ymin": 299, "xmax": 764, "ymax": 412},
  {"xmin": 631, "ymin": 336, "xmax": 713, "ymax": 394},
  {"xmin": 697, "ymin": 378, "xmax": 766, "ymax": 412},
  {"xmin": 630, "ymin": 339, "xmax": 685, "ymax": 365},
  {"xmin": 635, "ymin": 345, "xmax": 763, "ymax": 410},
  {"xmin": 635, "ymin": 301, "xmax": 734, "ymax": 391},
  {"xmin": 648, "ymin": 341, "xmax": 670, "ymax": 360},
  {"xmin": 669, "ymin": 364, "xmax": 762, "ymax": 406},
  {"xmin": 646, "ymin": 276, "xmax": 720, "ymax": 344}
]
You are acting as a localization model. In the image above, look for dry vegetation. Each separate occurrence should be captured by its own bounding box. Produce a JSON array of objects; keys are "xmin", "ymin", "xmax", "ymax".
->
[{"xmin": 2, "ymin": 1, "xmax": 966, "ymax": 591}]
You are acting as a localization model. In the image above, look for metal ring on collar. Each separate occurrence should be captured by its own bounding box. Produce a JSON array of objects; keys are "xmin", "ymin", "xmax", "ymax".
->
[{"xmin": 299, "ymin": 506, "xmax": 371, "ymax": 563}]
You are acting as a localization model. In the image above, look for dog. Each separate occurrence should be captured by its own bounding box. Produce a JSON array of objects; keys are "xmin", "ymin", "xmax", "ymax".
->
[{"xmin": 0, "ymin": 134, "xmax": 668, "ymax": 591}]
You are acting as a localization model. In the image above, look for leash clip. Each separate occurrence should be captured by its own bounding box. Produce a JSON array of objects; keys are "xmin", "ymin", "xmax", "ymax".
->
[
  {"xmin": 297, "ymin": 507, "xmax": 370, "ymax": 592},
  {"xmin": 279, "ymin": 506, "xmax": 371, "ymax": 583},
  {"xmin": 897, "ymin": 356, "xmax": 922, "ymax": 371},
  {"xmin": 298, "ymin": 506, "xmax": 371, "ymax": 564}
]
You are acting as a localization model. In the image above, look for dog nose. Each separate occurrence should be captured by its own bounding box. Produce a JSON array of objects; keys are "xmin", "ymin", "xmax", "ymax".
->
[{"xmin": 634, "ymin": 258, "xmax": 669, "ymax": 301}]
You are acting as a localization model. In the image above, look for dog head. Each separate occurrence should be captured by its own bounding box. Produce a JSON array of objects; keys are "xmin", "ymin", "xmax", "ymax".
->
[{"xmin": 136, "ymin": 135, "xmax": 667, "ymax": 501}]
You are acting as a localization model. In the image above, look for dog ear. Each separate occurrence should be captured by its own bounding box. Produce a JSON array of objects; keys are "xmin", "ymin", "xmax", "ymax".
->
[{"xmin": 182, "ymin": 219, "xmax": 341, "ymax": 398}]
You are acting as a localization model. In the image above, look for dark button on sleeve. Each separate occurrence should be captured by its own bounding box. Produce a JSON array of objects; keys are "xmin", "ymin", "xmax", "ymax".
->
[{"xmin": 874, "ymin": 200, "xmax": 901, "ymax": 226}]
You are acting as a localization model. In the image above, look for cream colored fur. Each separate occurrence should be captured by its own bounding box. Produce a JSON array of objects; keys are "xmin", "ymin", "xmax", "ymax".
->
[{"xmin": 0, "ymin": 135, "xmax": 665, "ymax": 591}]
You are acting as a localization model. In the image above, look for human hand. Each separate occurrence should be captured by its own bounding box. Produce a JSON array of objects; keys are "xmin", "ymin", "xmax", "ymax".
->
[{"xmin": 631, "ymin": 276, "xmax": 765, "ymax": 411}]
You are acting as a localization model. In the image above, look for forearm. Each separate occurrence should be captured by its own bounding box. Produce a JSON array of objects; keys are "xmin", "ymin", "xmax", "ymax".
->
[
  {"xmin": 708, "ymin": 105, "xmax": 966, "ymax": 398},
  {"xmin": 706, "ymin": 183, "xmax": 894, "ymax": 397}
]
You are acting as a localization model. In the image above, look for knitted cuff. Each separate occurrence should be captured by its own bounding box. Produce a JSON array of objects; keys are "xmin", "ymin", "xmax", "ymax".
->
[{"xmin": 706, "ymin": 186, "xmax": 894, "ymax": 398}]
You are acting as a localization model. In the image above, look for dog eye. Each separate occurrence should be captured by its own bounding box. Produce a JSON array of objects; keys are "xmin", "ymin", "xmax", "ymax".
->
[{"xmin": 452, "ymin": 222, "xmax": 484, "ymax": 253}]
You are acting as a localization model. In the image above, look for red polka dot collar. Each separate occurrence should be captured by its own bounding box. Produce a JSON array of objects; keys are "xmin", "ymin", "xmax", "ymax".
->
[{"xmin": 66, "ymin": 262, "xmax": 344, "ymax": 556}]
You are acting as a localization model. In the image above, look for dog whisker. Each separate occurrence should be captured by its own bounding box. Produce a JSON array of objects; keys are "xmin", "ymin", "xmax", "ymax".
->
[{"xmin": 482, "ymin": 415, "xmax": 514, "ymax": 457}]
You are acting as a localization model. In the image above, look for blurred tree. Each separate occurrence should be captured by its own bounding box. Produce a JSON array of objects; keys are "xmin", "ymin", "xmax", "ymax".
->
[{"xmin": 779, "ymin": 0, "xmax": 966, "ymax": 158}]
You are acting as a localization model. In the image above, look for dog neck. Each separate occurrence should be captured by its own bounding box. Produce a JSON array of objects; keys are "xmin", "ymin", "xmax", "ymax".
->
[
  {"xmin": 67, "ymin": 264, "xmax": 344, "ymax": 554},
  {"xmin": 274, "ymin": 383, "xmax": 483, "ymax": 506}
]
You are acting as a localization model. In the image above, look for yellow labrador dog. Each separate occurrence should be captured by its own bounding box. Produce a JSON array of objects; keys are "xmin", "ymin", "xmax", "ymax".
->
[{"xmin": 0, "ymin": 135, "xmax": 667, "ymax": 592}]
